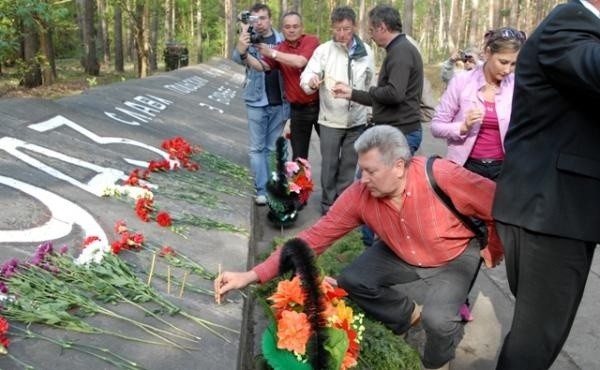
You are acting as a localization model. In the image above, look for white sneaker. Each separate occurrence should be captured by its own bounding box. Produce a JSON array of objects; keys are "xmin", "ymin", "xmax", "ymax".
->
[{"xmin": 255, "ymin": 195, "xmax": 267, "ymax": 206}]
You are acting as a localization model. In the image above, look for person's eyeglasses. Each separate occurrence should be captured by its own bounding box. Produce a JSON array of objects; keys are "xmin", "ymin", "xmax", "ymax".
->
[{"xmin": 331, "ymin": 27, "xmax": 353, "ymax": 33}]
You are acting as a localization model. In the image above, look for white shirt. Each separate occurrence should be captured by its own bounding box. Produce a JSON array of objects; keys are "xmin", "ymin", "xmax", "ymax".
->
[{"xmin": 580, "ymin": 0, "xmax": 600, "ymax": 19}]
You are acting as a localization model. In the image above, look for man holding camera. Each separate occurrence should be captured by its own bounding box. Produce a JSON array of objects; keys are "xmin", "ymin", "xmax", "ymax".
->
[
  {"xmin": 440, "ymin": 47, "xmax": 481, "ymax": 86},
  {"xmin": 232, "ymin": 3, "xmax": 288, "ymax": 206},
  {"xmin": 241, "ymin": 12, "xmax": 320, "ymax": 161}
]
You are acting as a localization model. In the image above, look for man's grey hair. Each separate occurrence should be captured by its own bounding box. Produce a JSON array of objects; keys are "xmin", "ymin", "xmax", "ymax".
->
[{"xmin": 354, "ymin": 125, "xmax": 412, "ymax": 166}]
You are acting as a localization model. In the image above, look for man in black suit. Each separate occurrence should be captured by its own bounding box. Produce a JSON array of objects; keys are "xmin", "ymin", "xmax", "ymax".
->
[{"xmin": 492, "ymin": 1, "xmax": 600, "ymax": 369}]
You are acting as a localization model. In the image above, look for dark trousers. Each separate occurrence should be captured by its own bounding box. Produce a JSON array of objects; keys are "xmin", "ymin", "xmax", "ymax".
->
[
  {"xmin": 464, "ymin": 158, "xmax": 502, "ymax": 180},
  {"xmin": 338, "ymin": 239, "xmax": 481, "ymax": 368},
  {"xmin": 495, "ymin": 221, "xmax": 596, "ymax": 370},
  {"xmin": 290, "ymin": 103, "xmax": 319, "ymax": 160},
  {"xmin": 318, "ymin": 124, "xmax": 362, "ymax": 214}
]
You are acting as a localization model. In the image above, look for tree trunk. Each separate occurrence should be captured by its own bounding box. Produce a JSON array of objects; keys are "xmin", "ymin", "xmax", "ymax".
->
[
  {"xmin": 165, "ymin": 0, "xmax": 173, "ymax": 42},
  {"xmin": 97, "ymin": 0, "xmax": 110, "ymax": 65},
  {"xmin": 468, "ymin": 0, "xmax": 479, "ymax": 47},
  {"xmin": 38, "ymin": 21, "xmax": 56, "ymax": 85},
  {"xmin": 22, "ymin": 20, "xmax": 42, "ymax": 87},
  {"xmin": 449, "ymin": 0, "xmax": 460, "ymax": 50},
  {"xmin": 77, "ymin": 0, "xmax": 100, "ymax": 75},
  {"xmin": 358, "ymin": 0, "xmax": 367, "ymax": 41},
  {"xmin": 134, "ymin": 0, "xmax": 150, "ymax": 78},
  {"xmin": 149, "ymin": 0, "xmax": 158, "ymax": 71},
  {"xmin": 535, "ymin": 0, "xmax": 544, "ymax": 26},
  {"xmin": 196, "ymin": 0, "xmax": 203, "ymax": 63},
  {"xmin": 223, "ymin": 0, "xmax": 234, "ymax": 57},
  {"xmin": 509, "ymin": 0, "xmax": 519, "ymax": 28},
  {"xmin": 403, "ymin": 0, "xmax": 414, "ymax": 37},
  {"xmin": 127, "ymin": 0, "xmax": 135, "ymax": 62},
  {"xmin": 114, "ymin": 3, "xmax": 124, "ymax": 72},
  {"xmin": 437, "ymin": 0, "xmax": 445, "ymax": 52},
  {"xmin": 316, "ymin": 0, "xmax": 322, "ymax": 39},
  {"xmin": 291, "ymin": 0, "xmax": 301, "ymax": 13},
  {"xmin": 441, "ymin": 0, "xmax": 452, "ymax": 54}
]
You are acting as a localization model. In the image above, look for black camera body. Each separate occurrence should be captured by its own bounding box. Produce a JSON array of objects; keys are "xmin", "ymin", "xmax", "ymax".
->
[
  {"xmin": 458, "ymin": 50, "xmax": 474, "ymax": 63},
  {"xmin": 239, "ymin": 11, "xmax": 264, "ymax": 44}
]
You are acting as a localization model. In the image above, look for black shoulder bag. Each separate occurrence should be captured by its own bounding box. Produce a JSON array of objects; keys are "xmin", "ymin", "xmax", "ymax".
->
[{"xmin": 425, "ymin": 156, "xmax": 488, "ymax": 249}]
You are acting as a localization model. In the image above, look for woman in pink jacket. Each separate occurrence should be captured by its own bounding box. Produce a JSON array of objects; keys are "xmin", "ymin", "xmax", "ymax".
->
[
  {"xmin": 431, "ymin": 27, "xmax": 526, "ymax": 180},
  {"xmin": 431, "ymin": 27, "xmax": 526, "ymax": 323}
]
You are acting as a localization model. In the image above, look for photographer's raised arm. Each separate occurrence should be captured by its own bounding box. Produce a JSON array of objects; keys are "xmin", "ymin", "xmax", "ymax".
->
[{"xmin": 232, "ymin": 23, "xmax": 271, "ymax": 71}]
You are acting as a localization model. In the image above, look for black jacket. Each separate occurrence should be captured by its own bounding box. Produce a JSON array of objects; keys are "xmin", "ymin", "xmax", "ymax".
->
[
  {"xmin": 493, "ymin": 0, "xmax": 600, "ymax": 242},
  {"xmin": 350, "ymin": 34, "xmax": 423, "ymax": 134}
]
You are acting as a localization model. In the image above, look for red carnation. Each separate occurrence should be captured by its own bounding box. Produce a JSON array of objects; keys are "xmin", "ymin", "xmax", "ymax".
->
[
  {"xmin": 156, "ymin": 212, "xmax": 172, "ymax": 227},
  {"xmin": 111, "ymin": 241, "xmax": 122, "ymax": 255},
  {"xmin": 114, "ymin": 220, "xmax": 128, "ymax": 234},
  {"xmin": 83, "ymin": 235, "xmax": 101, "ymax": 248},
  {"xmin": 124, "ymin": 168, "xmax": 141, "ymax": 186},
  {"xmin": 159, "ymin": 246, "xmax": 176, "ymax": 256}
]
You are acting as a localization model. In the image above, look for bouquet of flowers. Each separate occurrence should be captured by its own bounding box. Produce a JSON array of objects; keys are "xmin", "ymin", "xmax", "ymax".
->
[
  {"xmin": 266, "ymin": 137, "xmax": 314, "ymax": 226},
  {"xmin": 261, "ymin": 238, "xmax": 364, "ymax": 370}
]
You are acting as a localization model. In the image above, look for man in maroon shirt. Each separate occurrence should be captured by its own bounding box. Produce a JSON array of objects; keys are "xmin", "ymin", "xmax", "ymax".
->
[
  {"xmin": 243, "ymin": 11, "xmax": 320, "ymax": 160},
  {"xmin": 216, "ymin": 125, "xmax": 504, "ymax": 370}
]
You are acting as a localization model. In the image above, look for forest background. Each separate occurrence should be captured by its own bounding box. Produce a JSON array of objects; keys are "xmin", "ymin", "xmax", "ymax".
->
[{"xmin": 0, "ymin": 0, "xmax": 563, "ymax": 95}]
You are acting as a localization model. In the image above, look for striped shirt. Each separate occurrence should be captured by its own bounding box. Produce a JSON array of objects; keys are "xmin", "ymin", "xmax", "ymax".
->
[{"xmin": 253, "ymin": 156, "xmax": 503, "ymax": 283}]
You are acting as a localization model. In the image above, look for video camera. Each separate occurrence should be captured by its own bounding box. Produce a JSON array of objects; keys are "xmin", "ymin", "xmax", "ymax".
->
[{"xmin": 238, "ymin": 11, "xmax": 264, "ymax": 44}]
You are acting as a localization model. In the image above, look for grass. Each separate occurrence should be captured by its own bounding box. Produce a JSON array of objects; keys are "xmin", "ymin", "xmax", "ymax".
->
[{"xmin": 0, "ymin": 58, "xmax": 140, "ymax": 99}]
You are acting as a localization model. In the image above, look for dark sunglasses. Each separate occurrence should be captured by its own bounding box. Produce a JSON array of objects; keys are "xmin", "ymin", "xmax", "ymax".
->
[{"xmin": 486, "ymin": 27, "xmax": 527, "ymax": 43}]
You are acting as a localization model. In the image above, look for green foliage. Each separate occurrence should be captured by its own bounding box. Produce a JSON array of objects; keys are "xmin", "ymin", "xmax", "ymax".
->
[
  {"xmin": 318, "ymin": 230, "xmax": 364, "ymax": 276},
  {"xmin": 358, "ymin": 318, "xmax": 422, "ymax": 370}
]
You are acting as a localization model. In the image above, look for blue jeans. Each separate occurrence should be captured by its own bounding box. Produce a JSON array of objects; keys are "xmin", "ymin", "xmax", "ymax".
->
[
  {"xmin": 404, "ymin": 128, "xmax": 423, "ymax": 155},
  {"xmin": 247, "ymin": 104, "xmax": 287, "ymax": 196},
  {"xmin": 362, "ymin": 128, "xmax": 422, "ymax": 246}
]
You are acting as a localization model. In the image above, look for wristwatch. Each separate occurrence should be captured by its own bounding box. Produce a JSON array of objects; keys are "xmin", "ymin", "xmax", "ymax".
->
[{"xmin": 271, "ymin": 50, "xmax": 278, "ymax": 59}]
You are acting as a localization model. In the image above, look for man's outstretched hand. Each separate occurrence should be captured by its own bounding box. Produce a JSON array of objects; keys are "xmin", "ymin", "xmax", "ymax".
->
[{"xmin": 214, "ymin": 270, "xmax": 259, "ymax": 304}]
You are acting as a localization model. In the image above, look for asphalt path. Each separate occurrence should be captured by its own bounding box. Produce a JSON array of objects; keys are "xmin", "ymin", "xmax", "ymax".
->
[
  {"xmin": 0, "ymin": 59, "xmax": 253, "ymax": 370},
  {"xmin": 1, "ymin": 59, "xmax": 598, "ymax": 370}
]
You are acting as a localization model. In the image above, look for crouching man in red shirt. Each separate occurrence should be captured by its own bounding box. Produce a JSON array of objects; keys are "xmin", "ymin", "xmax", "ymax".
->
[{"xmin": 216, "ymin": 125, "xmax": 503, "ymax": 370}]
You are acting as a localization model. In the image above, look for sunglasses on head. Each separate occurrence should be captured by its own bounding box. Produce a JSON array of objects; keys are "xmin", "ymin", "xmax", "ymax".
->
[{"xmin": 486, "ymin": 27, "xmax": 527, "ymax": 43}]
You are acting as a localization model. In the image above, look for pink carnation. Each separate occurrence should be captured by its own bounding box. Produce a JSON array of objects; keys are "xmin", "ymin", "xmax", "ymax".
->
[{"xmin": 285, "ymin": 161, "xmax": 300, "ymax": 176}]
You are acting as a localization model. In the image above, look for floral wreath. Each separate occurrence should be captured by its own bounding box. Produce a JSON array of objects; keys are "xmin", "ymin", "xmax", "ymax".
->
[
  {"xmin": 261, "ymin": 238, "xmax": 363, "ymax": 369},
  {"xmin": 266, "ymin": 137, "xmax": 314, "ymax": 227}
]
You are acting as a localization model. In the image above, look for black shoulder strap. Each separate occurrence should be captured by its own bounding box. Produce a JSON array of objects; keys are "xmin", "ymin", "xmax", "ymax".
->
[{"xmin": 425, "ymin": 156, "xmax": 485, "ymax": 242}]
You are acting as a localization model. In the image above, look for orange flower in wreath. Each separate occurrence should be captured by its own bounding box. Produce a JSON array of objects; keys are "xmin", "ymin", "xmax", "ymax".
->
[
  {"xmin": 269, "ymin": 275, "xmax": 305, "ymax": 311},
  {"xmin": 276, "ymin": 310, "xmax": 311, "ymax": 355}
]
